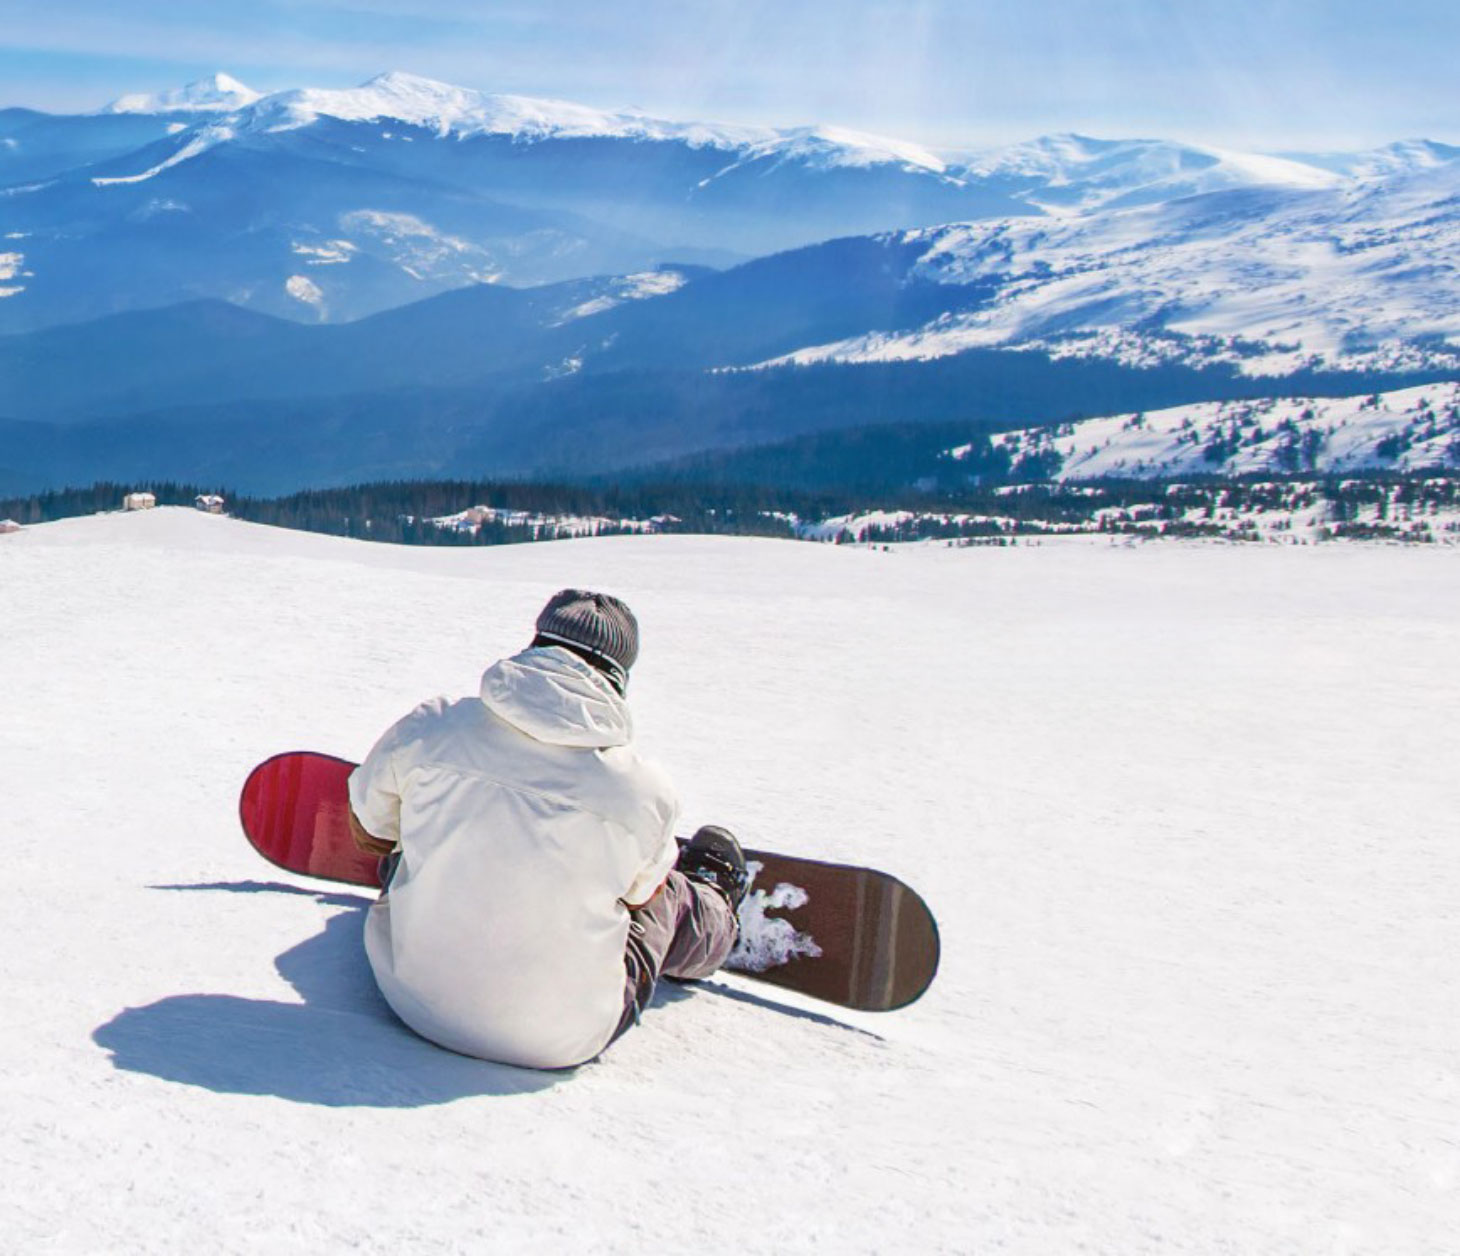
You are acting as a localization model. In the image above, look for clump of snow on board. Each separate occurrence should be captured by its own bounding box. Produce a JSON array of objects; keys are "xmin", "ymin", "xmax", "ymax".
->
[{"xmin": 726, "ymin": 861, "xmax": 823, "ymax": 973}]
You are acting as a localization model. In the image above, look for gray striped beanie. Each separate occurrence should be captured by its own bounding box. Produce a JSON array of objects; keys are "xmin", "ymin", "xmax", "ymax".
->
[{"xmin": 535, "ymin": 589, "xmax": 639, "ymax": 689}]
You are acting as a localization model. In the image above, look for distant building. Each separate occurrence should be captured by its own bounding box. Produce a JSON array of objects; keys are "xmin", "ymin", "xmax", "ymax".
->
[
  {"xmin": 0, "ymin": 519, "xmax": 21, "ymax": 534},
  {"xmin": 195, "ymin": 494, "xmax": 226, "ymax": 514},
  {"xmin": 123, "ymin": 492, "xmax": 156, "ymax": 511}
]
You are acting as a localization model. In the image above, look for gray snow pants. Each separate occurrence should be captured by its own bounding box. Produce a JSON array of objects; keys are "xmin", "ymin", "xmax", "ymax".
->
[{"xmin": 612, "ymin": 870, "xmax": 740, "ymax": 1045}]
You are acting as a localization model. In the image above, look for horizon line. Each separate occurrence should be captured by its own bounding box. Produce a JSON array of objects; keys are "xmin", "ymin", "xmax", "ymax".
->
[{"xmin": 6, "ymin": 67, "xmax": 1456, "ymax": 157}]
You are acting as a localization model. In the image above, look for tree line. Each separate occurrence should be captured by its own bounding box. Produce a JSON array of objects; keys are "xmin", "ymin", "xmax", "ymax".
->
[{"xmin": 5, "ymin": 472, "xmax": 1458, "ymax": 547}]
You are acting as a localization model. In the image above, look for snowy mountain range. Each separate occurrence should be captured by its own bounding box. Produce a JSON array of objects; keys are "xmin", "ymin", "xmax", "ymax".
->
[
  {"xmin": 0, "ymin": 71, "xmax": 1021, "ymax": 332},
  {"xmin": 1, "ymin": 70, "xmax": 1456, "ymax": 348},
  {"xmin": 1, "ymin": 71, "xmax": 1458, "ymax": 492},
  {"xmin": 2, "ymin": 227, "xmax": 1456, "ymax": 493}
]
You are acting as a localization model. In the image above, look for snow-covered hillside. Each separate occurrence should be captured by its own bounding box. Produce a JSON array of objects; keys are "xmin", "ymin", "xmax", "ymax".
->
[
  {"xmin": 1281, "ymin": 139, "xmax": 1460, "ymax": 181},
  {"xmin": 4, "ymin": 508, "xmax": 1460, "ymax": 1251},
  {"xmin": 957, "ymin": 132, "xmax": 1340, "ymax": 214},
  {"xmin": 776, "ymin": 480, "xmax": 1460, "ymax": 546},
  {"xmin": 758, "ymin": 161, "xmax": 1460, "ymax": 378},
  {"xmin": 983, "ymin": 381, "xmax": 1460, "ymax": 480}
]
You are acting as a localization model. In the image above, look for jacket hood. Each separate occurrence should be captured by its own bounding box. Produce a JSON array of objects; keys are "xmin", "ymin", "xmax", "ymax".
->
[{"xmin": 479, "ymin": 646, "xmax": 633, "ymax": 749}]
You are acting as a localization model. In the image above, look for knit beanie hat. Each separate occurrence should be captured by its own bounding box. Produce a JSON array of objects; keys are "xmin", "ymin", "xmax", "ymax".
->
[{"xmin": 534, "ymin": 589, "xmax": 639, "ymax": 691}]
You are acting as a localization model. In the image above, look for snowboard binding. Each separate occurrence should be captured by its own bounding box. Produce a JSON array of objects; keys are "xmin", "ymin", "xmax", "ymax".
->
[{"xmin": 677, "ymin": 825, "xmax": 750, "ymax": 910}]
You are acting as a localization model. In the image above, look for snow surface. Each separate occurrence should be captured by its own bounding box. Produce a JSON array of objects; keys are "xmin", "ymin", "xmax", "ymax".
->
[
  {"xmin": 0, "ymin": 248, "xmax": 24, "ymax": 298},
  {"xmin": 335, "ymin": 209, "xmax": 496, "ymax": 284},
  {"xmin": 728, "ymin": 869, "xmax": 823, "ymax": 973},
  {"xmin": 5, "ymin": 508, "xmax": 1460, "ymax": 1251},
  {"xmin": 284, "ymin": 274, "xmax": 326, "ymax": 314},
  {"xmin": 429, "ymin": 504, "xmax": 659, "ymax": 540},
  {"xmin": 551, "ymin": 269, "xmax": 691, "ymax": 324},
  {"xmin": 290, "ymin": 239, "xmax": 357, "ymax": 267},
  {"xmin": 90, "ymin": 128, "xmax": 237, "ymax": 187}
]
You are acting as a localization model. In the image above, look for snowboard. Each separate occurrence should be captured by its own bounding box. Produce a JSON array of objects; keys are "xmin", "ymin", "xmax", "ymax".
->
[{"xmin": 239, "ymin": 751, "xmax": 939, "ymax": 1012}]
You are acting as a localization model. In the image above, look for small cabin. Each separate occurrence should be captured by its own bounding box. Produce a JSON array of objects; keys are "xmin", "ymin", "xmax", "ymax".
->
[
  {"xmin": 0, "ymin": 519, "xmax": 21, "ymax": 534},
  {"xmin": 195, "ymin": 494, "xmax": 226, "ymax": 514},
  {"xmin": 123, "ymin": 492, "xmax": 156, "ymax": 511}
]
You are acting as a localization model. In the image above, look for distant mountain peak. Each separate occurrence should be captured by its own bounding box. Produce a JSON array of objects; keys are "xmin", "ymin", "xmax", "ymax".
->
[
  {"xmin": 97, "ymin": 69, "xmax": 950, "ymax": 174},
  {"xmin": 105, "ymin": 73, "xmax": 261, "ymax": 115},
  {"xmin": 201, "ymin": 70, "xmax": 766, "ymax": 151},
  {"xmin": 1281, "ymin": 137, "xmax": 1460, "ymax": 180},
  {"xmin": 956, "ymin": 132, "xmax": 1340, "ymax": 214},
  {"xmin": 742, "ymin": 124, "xmax": 948, "ymax": 175},
  {"xmin": 362, "ymin": 70, "xmax": 446, "ymax": 91}
]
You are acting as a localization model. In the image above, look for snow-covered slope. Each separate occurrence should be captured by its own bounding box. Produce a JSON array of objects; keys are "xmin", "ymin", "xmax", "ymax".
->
[
  {"xmin": 1282, "ymin": 139, "xmax": 1460, "ymax": 181},
  {"xmin": 981, "ymin": 382, "xmax": 1460, "ymax": 480},
  {"xmin": 760, "ymin": 160, "xmax": 1460, "ymax": 377},
  {"xmin": 5, "ymin": 507, "xmax": 1460, "ymax": 1251},
  {"xmin": 957, "ymin": 133, "xmax": 1340, "ymax": 214}
]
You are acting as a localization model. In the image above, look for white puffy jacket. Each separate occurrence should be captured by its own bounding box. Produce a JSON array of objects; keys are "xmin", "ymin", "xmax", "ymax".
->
[{"xmin": 347, "ymin": 646, "xmax": 680, "ymax": 1069}]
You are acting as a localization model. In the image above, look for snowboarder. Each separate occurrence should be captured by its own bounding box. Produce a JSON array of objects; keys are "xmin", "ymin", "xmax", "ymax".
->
[{"xmin": 345, "ymin": 588, "xmax": 749, "ymax": 1070}]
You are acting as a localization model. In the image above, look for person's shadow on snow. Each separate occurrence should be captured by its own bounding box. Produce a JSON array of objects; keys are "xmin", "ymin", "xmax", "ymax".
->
[{"xmin": 91, "ymin": 881, "xmax": 559, "ymax": 1106}]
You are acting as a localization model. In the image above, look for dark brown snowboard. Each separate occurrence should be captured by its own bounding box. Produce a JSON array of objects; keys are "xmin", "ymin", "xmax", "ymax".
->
[{"xmin": 240, "ymin": 751, "xmax": 939, "ymax": 1012}]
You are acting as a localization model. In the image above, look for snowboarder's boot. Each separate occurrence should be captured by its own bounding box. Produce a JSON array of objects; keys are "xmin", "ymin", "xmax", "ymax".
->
[{"xmin": 677, "ymin": 825, "xmax": 749, "ymax": 911}]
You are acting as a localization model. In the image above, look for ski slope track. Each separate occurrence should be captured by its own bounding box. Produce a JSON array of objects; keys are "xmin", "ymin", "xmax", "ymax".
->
[{"xmin": 3, "ymin": 508, "xmax": 1459, "ymax": 1252}]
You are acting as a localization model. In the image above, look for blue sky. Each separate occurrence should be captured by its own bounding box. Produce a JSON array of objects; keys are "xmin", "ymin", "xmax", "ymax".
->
[{"xmin": 3, "ymin": 0, "xmax": 1457, "ymax": 151}]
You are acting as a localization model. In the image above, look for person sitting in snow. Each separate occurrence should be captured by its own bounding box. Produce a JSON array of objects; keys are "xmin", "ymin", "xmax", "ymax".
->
[{"xmin": 345, "ymin": 588, "xmax": 748, "ymax": 1070}]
